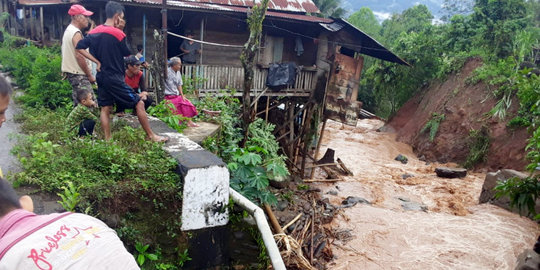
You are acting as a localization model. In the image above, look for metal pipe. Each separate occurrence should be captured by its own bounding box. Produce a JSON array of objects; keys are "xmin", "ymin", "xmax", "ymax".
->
[
  {"xmin": 199, "ymin": 16, "xmax": 204, "ymax": 64},
  {"xmin": 161, "ymin": 0, "xmax": 168, "ymax": 80},
  {"xmin": 142, "ymin": 13, "xmax": 146, "ymax": 78},
  {"xmin": 229, "ymin": 188, "xmax": 286, "ymax": 270}
]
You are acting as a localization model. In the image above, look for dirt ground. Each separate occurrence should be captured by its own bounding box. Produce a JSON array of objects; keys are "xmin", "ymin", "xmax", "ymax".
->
[
  {"xmin": 386, "ymin": 58, "xmax": 529, "ymax": 171},
  {"xmin": 310, "ymin": 119, "xmax": 539, "ymax": 270}
]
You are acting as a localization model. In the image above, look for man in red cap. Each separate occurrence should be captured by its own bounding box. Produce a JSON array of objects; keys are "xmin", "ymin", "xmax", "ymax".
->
[{"xmin": 61, "ymin": 4, "xmax": 95, "ymax": 106}]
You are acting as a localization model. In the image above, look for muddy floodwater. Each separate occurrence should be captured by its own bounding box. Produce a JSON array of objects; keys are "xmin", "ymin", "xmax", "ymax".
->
[{"xmin": 312, "ymin": 119, "xmax": 539, "ymax": 270}]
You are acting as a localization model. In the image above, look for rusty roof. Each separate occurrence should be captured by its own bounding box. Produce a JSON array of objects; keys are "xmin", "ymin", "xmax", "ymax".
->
[
  {"xmin": 17, "ymin": 0, "xmax": 319, "ymax": 13},
  {"xmin": 125, "ymin": 0, "xmax": 319, "ymax": 13},
  {"xmin": 17, "ymin": 0, "xmax": 76, "ymax": 5},
  {"xmin": 321, "ymin": 19, "xmax": 410, "ymax": 66},
  {"xmin": 117, "ymin": 0, "xmax": 327, "ymax": 23}
]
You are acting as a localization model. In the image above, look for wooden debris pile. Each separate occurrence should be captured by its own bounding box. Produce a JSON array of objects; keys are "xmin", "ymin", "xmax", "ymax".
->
[
  {"xmin": 266, "ymin": 192, "xmax": 338, "ymax": 269},
  {"xmin": 304, "ymin": 148, "xmax": 353, "ymax": 183}
]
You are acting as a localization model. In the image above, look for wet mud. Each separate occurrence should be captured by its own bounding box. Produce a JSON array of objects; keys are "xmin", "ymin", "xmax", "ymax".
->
[{"xmin": 313, "ymin": 119, "xmax": 539, "ymax": 269}]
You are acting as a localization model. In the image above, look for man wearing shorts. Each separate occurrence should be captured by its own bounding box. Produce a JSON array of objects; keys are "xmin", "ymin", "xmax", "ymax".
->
[
  {"xmin": 75, "ymin": 1, "xmax": 167, "ymax": 142},
  {"xmin": 61, "ymin": 4, "xmax": 95, "ymax": 105}
]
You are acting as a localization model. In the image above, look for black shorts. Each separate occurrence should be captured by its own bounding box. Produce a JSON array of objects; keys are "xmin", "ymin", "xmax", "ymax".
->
[{"xmin": 96, "ymin": 73, "xmax": 141, "ymax": 108}]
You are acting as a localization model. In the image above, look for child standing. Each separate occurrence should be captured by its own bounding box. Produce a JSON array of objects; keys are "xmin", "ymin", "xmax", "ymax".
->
[{"xmin": 66, "ymin": 88, "xmax": 99, "ymax": 137}]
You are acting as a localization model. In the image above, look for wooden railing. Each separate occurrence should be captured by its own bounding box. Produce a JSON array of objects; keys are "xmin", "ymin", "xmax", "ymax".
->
[
  {"xmin": 148, "ymin": 65, "xmax": 317, "ymax": 97},
  {"xmin": 149, "ymin": 65, "xmax": 317, "ymax": 97}
]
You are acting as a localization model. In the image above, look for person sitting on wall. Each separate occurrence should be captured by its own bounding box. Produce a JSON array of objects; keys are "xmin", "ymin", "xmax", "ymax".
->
[
  {"xmin": 164, "ymin": 57, "xmax": 199, "ymax": 127},
  {"xmin": 116, "ymin": 55, "xmax": 153, "ymax": 116},
  {"xmin": 0, "ymin": 178, "xmax": 140, "ymax": 269},
  {"xmin": 65, "ymin": 88, "xmax": 100, "ymax": 137},
  {"xmin": 179, "ymin": 31, "xmax": 201, "ymax": 65}
]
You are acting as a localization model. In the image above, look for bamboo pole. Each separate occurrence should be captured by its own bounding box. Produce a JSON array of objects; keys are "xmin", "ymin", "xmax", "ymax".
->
[{"xmin": 263, "ymin": 204, "xmax": 284, "ymax": 234}]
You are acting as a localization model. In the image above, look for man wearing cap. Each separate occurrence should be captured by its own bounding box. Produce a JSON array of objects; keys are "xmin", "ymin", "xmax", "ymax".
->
[
  {"xmin": 75, "ymin": 1, "xmax": 167, "ymax": 143},
  {"xmin": 116, "ymin": 55, "xmax": 153, "ymax": 115},
  {"xmin": 61, "ymin": 4, "xmax": 94, "ymax": 105}
]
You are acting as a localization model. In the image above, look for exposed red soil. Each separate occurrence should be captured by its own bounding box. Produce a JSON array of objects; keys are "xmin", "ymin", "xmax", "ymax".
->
[{"xmin": 386, "ymin": 58, "xmax": 529, "ymax": 171}]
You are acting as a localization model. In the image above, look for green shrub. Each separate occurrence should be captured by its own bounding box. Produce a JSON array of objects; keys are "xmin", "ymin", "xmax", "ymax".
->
[
  {"xmin": 0, "ymin": 38, "xmax": 71, "ymax": 109},
  {"xmin": 198, "ymin": 94, "xmax": 288, "ymax": 205},
  {"xmin": 12, "ymin": 108, "xmax": 186, "ymax": 267},
  {"xmin": 495, "ymin": 176, "xmax": 540, "ymax": 216},
  {"xmin": 420, "ymin": 113, "xmax": 445, "ymax": 141},
  {"xmin": 147, "ymin": 100, "xmax": 188, "ymax": 132},
  {"xmin": 463, "ymin": 127, "xmax": 490, "ymax": 168}
]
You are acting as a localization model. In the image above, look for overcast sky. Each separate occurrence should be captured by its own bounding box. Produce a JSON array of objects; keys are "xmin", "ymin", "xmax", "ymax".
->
[{"xmin": 343, "ymin": 0, "xmax": 445, "ymax": 21}]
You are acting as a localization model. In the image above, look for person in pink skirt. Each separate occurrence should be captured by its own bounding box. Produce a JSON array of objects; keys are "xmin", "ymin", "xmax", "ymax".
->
[{"xmin": 164, "ymin": 57, "xmax": 199, "ymax": 127}]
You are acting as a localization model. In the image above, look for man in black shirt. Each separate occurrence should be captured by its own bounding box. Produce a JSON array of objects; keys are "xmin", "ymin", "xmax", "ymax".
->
[{"xmin": 76, "ymin": 1, "xmax": 167, "ymax": 142}]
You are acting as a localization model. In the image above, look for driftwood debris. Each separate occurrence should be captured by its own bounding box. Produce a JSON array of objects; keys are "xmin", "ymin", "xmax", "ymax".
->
[
  {"xmin": 337, "ymin": 158, "xmax": 353, "ymax": 176},
  {"xmin": 303, "ymin": 178, "xmax": 343, "ymax": 183},
  {"xmin": 264, "ymin": 204, "xmax": 316, "ymax": 270}
]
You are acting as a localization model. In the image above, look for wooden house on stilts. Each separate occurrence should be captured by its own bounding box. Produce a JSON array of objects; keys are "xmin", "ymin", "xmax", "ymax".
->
[{"xmin": 0, "ymin": 0, "xmax": 408, "ymax": 177}]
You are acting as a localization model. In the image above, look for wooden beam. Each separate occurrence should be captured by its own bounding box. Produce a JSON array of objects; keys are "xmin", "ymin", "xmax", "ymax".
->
[
  {"xmin": 265, "ymin": 97, "xmax": 270, "ymax": 122},
  {"xmin": 23, "ymin": 7, "xmax": 27, "ymax": 38},
  {"xmin": 303, "ymin": 178, "xmax": 342, "ymax": 183},
  {"xmin": 256, "ymin": 102, "xmax": 280, "ymax": 116},
  {"xmin": 30, "ymin": 7, "xmax": 35, "ymax": 40},
  {"xmin": 310, "ymin": 118, "xmax": 327, "ymax": 179},
  {"xmin": 304, "ymin": 162, "xmax": 336, "ymax": 169}
]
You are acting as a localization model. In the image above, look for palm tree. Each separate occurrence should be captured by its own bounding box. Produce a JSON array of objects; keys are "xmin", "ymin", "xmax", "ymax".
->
[{"xmin": 312, "ymin": 0, "xmax": 346, "ymax": 18}]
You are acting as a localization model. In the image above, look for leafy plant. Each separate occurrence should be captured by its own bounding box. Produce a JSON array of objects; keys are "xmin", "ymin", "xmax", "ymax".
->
[
  {"xmin": 147, "ymin": 100, "xmax": 188, "ymax": 132},
  {"xmin": 420, "ymin": 113, "xmax": 445, "ymax": 141},
  {"xmin": 135, "ymin": 242, "xmax": 159, "ymax": 266},
  {"xmin": 57, "ymin": 181, "xmax": 82, "ymax": 212},
  {"xmin": 495, "ymin": 176, "xmax": 540, "ymax": 216},
  {"xmin": 177, "ymin": 248, "xmax": 192, "ymax": 267},
  {"xmin": 464, "ymin": 127, "xmax": 490, "ymax": 169}
]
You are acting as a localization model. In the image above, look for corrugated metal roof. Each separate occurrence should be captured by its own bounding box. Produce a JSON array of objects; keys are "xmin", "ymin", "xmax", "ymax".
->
[
  {"xmin": 321, "ymin": 19, "xmax": 410, "ymax": 66},
  {"xmin": 120, "ymin": 0, "xmax": 329, "ymax": 23},
  {"xmin": 18, "ymin": 0, "xmax": 324, "ymax": 22},
  {"xmin": 125, "ymin": 0, "xmax": 318, "ymax": 13},
  {"xmin": 17, "ymin": 0, "xmax": 75, "ymax": 5}
]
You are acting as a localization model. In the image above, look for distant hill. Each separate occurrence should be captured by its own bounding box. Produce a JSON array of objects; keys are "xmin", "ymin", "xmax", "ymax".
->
[{"xmin": 342, "ymin": 0, "xmax": 443, "ymax": 21}]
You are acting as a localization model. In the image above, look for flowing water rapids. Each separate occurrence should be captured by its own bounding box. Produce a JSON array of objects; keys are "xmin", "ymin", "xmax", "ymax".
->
[{"xmin": 311, "ymin": 119, "xmax": 539, "ymax": 270}]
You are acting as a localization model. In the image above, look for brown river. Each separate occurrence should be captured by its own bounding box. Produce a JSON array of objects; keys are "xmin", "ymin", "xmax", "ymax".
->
[{"xmin": 312, "ymin": 119, "xmax": 539, "ymax": 270}]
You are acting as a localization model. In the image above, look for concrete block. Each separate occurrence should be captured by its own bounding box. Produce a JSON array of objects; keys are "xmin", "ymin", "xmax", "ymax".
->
[{"xmin": 120, "ymin": 114, "xmax": 230, "ymax": 231}]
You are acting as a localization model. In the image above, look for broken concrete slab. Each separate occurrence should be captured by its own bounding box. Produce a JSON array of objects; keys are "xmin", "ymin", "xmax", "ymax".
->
[{"xmin": 435, "ymin": 167, "xmax": 467, "ymax": 178}]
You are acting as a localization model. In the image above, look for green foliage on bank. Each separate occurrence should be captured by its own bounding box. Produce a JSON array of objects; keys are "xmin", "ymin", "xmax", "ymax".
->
[
  {"xmin": 197, "ymin": 93, "xmax": 289, "ymax": 205},
  {"xmin": 420, "ymin": 113, "xmax": 445, "ymax": 141},
  {"xmin": 1, "ymin": 35, "xmax": 189, "ymax": 269},
  {"xmin": 0, "ymin": 35, "xmax": 71, "ymax": 109},
  {"xmin": 348, "ymin": 2, "xmax": 539, "ymax": 215},
  {"xmin": 349, "ymin": 1, "xmax": 539, "ymax": 118}
]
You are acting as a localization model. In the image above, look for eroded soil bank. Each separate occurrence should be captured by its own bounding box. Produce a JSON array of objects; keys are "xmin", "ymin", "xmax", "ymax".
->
[{"xmin": 313, "ymin": 119, "xmax": 539, "ymax": 269}]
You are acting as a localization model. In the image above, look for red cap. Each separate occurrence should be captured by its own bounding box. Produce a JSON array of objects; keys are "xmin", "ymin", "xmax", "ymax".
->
[{"xmin": 68, "ymin": 5, "xmax": 93, "ymax": 16}]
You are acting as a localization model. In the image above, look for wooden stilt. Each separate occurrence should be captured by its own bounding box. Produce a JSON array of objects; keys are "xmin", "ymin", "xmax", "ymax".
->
[
  {"xmin": 310, "ymin": 118, "xmax": 327, "ymax": 179},
  {"xmin": 30, "ymin": 7, "xmax": 34, "ymax": 40},
  {"xmin": 289, "ymin": 102, "xmax": 295, "ymax": 159},
  {"xmin": 265, "ymin": 97, "xmax": 270, "ymax": 122},
  {"xmin": 294, "ymin": 105, "xmax": 307, "ymax": 165},
  {"xmin": 300, "ymin": 105, "xmax": 313, "ymax": 177},
  {"xmin": 23, "ymin": 7, "xmax": 27, "ymax": 38}
]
